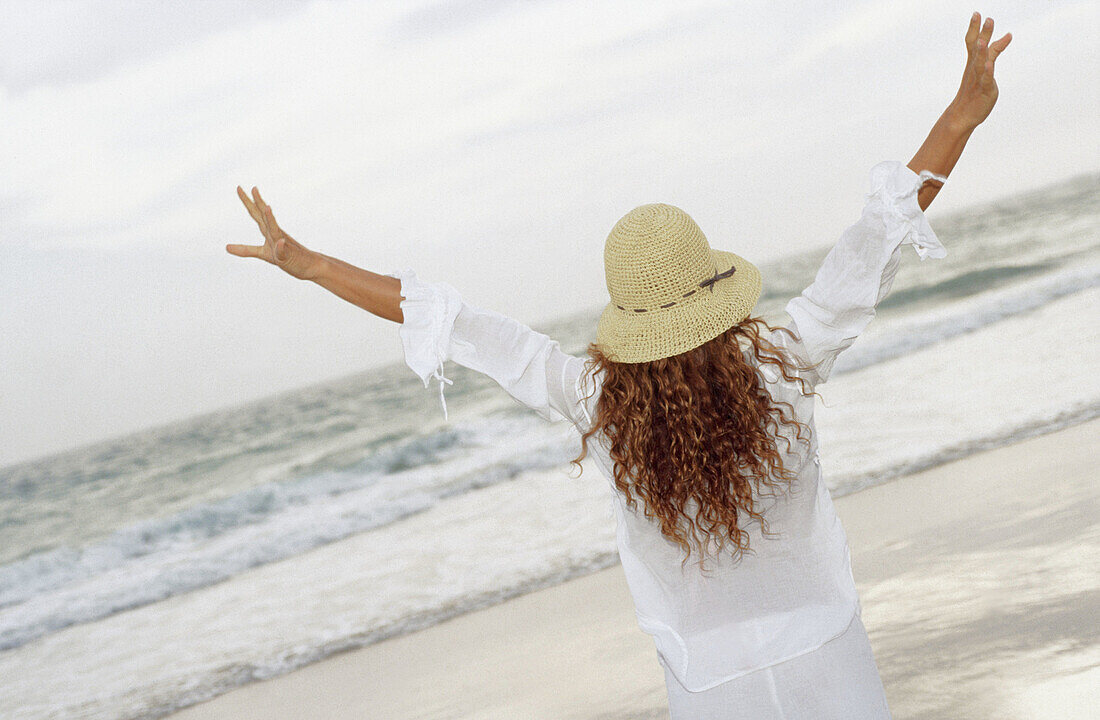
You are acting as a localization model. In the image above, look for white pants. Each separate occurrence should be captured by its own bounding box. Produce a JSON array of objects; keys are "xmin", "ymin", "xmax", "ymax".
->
[{"xmin": 659, "ymin": 611, "xmax": 892, "ymax": 720}]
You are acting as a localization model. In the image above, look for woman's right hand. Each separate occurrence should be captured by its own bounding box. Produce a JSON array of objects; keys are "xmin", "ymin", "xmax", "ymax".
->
[
  {"xmin": 228, "ymin": 187, "xmax": 322, "ymax": 281},
  {"xmin": 949, "ymin": 12, "xmax": 1012, "ymax": 130}
]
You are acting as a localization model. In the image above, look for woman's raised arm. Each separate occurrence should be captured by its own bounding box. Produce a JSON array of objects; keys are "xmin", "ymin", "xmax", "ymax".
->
[
  {"xmin": 227, "ymin": 192, "xmax": 588, "ymax": 424},
  {"xmin": 773, "ymin": 12, "xmax": 1012, "ymax": 388},
  {"xmin": 227, "ymin": 188, "xmax": 405, "ymax": 324},
  {"xmin": 908, "ymin": 12, "xmax": 1012, "ymax": 211}
]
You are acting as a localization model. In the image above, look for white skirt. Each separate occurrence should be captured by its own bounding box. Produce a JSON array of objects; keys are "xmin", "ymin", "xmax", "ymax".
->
[{"xmin": 658, "ymin": 611, "xmax": 892, "ymax": 720}]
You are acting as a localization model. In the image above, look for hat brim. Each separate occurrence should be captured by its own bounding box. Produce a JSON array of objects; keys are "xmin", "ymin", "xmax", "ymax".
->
[{"xmin": 595, "ymin": 249, "xmax": 762, "ymax": 364}]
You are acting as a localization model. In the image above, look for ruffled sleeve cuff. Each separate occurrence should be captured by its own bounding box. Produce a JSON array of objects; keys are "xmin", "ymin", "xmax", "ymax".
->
[
  {"xmin": 385, "ymin": 268, "xmax": 463, "ymax": 421},
  {"xmin": 866, "ymin": 160, "xmax": 948, "ymax": 261}
]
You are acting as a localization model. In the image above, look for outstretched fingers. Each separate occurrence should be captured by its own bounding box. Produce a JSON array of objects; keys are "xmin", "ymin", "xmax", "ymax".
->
[
  {"xmin": 976, "ymin": 33, "xmax": 1014, "ymax": 90},
  {"xmin": 231, "ymin": 184, "xmax": 299, "ymax": 267},
  {"xmin": 250, "ymin": 188, "xmax": 292, "ymax": 240},
  {"xmin": 226, "ymin": 242, "xmax": 263, "ymax": 258},
  {"xmin": 250, "ymin": 187, "xmax": 275, "ymax": 238},
  {"xmin": 954, "ymin": 11, "xmax": 1008, "ymax": 127},
  {"xmin": 978, "ymin": 15, "xmax": 994, "ymax": 46},
  {"xmin": 965, "ymin": 12, "xmax": 981, "ymax": 54},
  {"xmin": 988, "ymin": 32, "xmax": 1012, "ymax": 62},
  {"xmin": 237, "ymin": 186, "xmax": 265, "ymax": 228},
  {"xmin": 232, "ymin": 185, "xmax": 275, "ymax": 261}
]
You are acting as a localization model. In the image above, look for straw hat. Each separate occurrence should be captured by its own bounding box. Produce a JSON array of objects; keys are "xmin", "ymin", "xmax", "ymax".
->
[{"xmin": 596, "ymin": 203, "xmax": 762, "ymax": 364}]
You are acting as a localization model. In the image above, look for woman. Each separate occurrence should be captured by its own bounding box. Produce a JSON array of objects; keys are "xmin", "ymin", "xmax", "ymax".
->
[{"xmin": 228, "ymin": 12, "xmax": 1010, "ymax": 719}]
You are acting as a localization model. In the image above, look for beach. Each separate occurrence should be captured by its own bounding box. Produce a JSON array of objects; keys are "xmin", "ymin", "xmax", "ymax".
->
[
  {"xmin": 4, "ymin": 2, "xmax": 1099, "ymax": 716},
  {"xmin": 3, "ymin": 171, "xmax": 1096, "ymax": 720},
  {"xmin": 170, "ymin": 418, "xmax": 1099, "ymax": 720}
]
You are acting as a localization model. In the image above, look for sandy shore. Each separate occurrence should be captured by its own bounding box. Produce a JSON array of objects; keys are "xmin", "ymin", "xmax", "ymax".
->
[{"xmin": 171, "ymin": 418, "xmax": 1099, "ymax": 720}]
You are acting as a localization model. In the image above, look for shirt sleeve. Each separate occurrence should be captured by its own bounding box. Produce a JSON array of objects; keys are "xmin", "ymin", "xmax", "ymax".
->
[
  {"xmin": 384, "ymin": 268, "xmax": 592, "ymax": 428},
  {"xmin": 773, "ymin": 160, "xmax": 948, "ymax": 387}
]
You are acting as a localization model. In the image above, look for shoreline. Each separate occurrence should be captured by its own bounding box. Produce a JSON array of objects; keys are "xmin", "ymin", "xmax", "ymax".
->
[{"xmin": 169, "ymin": 418, "xmax": 1100, "ymax": 720}]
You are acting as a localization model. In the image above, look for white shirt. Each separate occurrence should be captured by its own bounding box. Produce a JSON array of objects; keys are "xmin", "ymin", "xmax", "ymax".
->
[{"xmin": 385, "ymin": 160, "xmax": 947, "ymax": 692}]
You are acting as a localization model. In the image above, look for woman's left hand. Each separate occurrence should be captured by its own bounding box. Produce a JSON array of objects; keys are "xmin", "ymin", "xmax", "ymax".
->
[{"xmin": 949, "ymin": 12, "xmax": 1012, "ymax": 131}]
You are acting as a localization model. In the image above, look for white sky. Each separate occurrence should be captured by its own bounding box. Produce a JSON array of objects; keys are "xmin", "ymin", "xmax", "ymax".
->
[{"xmin": 1, "ymin": 0, "xmax": 1096, "ymax": 466}]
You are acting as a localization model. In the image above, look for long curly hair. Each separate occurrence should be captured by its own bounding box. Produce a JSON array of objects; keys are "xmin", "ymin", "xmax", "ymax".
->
[{"xmin": 570, "ymin": 317, "xmax": 822, "ymax": 570}]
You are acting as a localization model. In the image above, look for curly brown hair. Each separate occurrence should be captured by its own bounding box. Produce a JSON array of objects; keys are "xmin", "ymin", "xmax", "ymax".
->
[{"xmin": 570, "ymin": 317, "xmax": 822, "ymax": 571}]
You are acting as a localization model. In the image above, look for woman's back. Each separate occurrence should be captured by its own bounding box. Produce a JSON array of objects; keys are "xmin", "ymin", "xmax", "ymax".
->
[{"xmin": 574, "ymin": 343, "xmax": 860, "ymax": 692}]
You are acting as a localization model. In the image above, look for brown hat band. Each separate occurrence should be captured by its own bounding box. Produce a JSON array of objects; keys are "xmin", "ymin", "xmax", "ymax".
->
[{"xmin": 615, "ymin": 263, "xmax": 737, "ymax": 313}]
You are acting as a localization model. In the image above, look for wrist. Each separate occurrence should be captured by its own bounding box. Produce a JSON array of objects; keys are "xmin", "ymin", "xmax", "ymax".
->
[
  {"xmin": 308, "ymin": 252, "xmax": 333, "ymax": 283},
  {"xmin": 942, "ymin": 101, "xmax": 980, "ymax": 135}
]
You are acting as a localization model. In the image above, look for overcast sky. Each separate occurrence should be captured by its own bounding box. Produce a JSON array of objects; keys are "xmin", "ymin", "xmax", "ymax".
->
[{"xmin": 1, "ymin": 0, "xmax": 1096, "ymax": 466}]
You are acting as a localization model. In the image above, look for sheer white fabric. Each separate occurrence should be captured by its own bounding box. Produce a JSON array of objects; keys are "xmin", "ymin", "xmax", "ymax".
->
[
  {"xmin": 659, "ymin": 611, "xmax": 893, "ymax": 719},
  {"xmin": 386, "ymin": 160, "xmax": 946, "ymax": 707}
]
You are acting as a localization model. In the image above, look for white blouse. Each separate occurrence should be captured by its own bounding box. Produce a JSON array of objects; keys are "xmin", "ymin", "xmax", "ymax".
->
[{"xmin": 386, "ymin": 160, "xmax": 947, "ymax": 692}]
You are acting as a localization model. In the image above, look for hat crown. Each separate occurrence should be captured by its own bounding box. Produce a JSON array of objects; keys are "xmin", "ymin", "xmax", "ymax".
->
[{"xmin": 604, "ymin": 203, "xmax": 715, "ymax": 310}]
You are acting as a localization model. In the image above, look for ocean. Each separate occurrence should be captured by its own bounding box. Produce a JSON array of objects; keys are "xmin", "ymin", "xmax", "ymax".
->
[{"xmin": 2, "ymin": 172, "xmax": 1099, "ymax": 719}]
